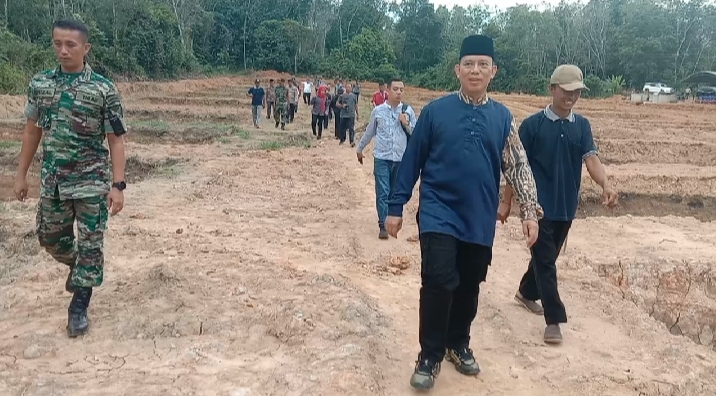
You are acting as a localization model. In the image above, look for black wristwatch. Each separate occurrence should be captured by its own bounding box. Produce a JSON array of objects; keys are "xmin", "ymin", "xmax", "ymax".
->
[{"xmin": 112, "ymin": 181, "xmax": 127, "ymax": 191}]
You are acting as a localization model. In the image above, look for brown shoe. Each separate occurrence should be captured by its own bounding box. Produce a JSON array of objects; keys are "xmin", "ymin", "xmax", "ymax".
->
[
  {"xmin": 544, "ymin": 324, "xmax": 563, "ymax": 344},
  {"xmin": 514, "ymin": 291, "xmax": 544, "ymax": 315}
]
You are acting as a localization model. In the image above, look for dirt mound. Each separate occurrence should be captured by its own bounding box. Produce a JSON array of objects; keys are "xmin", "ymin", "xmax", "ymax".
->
[
  {"xmin": 598, "ymin": 139, "xmax": 716, "ymax": 166},
  {"xmin": 0, "ymin": 95, "xmax": 25, "ymax": 119},
  {"xmin": 252, "ymin": 70, "xmax": 292, "ymax": 80},
  {"xmin": 117, "ymin": 76, "xmax": 244, "ymax": 96}
]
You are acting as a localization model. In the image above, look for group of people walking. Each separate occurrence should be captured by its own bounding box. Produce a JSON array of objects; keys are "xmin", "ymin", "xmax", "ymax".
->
[
  {"xmin": 246, "ymin": 76, "xmax": 366, "ymax": 145},
  {"xmin": 356, "ymin": 35, "xmax": 619, "ymax": 391},
  {"xmin": 12, "ymin": 17, "xmax": 622, "ymax": 394}
]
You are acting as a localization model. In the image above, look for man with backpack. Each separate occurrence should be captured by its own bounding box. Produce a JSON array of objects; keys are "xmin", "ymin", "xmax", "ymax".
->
[{"xmin": 356, "ymin": 78, "xmax": 416, "ymax": 239}]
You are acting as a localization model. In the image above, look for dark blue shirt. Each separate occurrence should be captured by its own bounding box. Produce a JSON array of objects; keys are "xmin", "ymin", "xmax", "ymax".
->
[
  {"xmin": 388, "ymin": 93, "xmax": 513, "ymax": 247},
  {"xmin": 248, "ymin": 87, "xmax": 265, "ymax": 106},
  {"xmin": 518, "ymin": 106, "xmax": 597, "ymax": 221}
]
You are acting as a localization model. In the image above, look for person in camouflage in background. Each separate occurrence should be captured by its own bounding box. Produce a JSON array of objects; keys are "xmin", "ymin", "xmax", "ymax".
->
[
  {"xmin": 273, "ymin": 78, "xmax": 289, "ymax": 130},
  {"xmin": 13, "ymin": 19, "xmax": 128, "ymax": 338}
]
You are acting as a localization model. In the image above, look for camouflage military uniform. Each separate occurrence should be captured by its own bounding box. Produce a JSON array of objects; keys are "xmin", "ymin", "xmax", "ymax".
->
[
  {"xmin": 24, "ymin": 63, "xmax": 125, "ymax": 289},
  {"xmin": 273, "ymin": 85, "xmax": 289, "ymax": 127}
]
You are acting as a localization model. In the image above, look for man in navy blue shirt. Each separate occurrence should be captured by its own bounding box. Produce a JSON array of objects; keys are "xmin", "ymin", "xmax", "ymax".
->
[
  {"xmin": 499, "ymin": 64, "xmax": 618, "ymax": 345},
  {"xmin": 247, "ymin": 79, "xmax": 265, "ymax": 129},
  {"xmin": 386, "ymin": 34, "xmax": 543, "ymax": 391}
]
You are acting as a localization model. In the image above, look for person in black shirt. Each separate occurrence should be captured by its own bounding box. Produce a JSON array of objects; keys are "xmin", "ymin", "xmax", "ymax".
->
[
  {"xmin": 247, "ymin": 79, "xmax": 265, "ymax": 129},
  {"xmin": 499, "ymin": 64, "xmax": 618, "ymax": 345}
]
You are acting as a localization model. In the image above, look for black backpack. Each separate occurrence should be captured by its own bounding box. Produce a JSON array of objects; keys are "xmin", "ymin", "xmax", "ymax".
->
[{"xmin": 400, "ymin": 103, "xmax": 412, "ymax": 139}]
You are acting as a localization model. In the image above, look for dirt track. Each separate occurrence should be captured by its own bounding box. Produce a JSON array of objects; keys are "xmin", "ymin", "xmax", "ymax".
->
[{"xmin": 1, "ymin": 76, "xmax": 716, "ymax": 395}]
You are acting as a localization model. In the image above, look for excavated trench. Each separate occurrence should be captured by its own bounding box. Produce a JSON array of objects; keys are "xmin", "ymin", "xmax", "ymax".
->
[
  {"xmin": 577, "ymin": 192, "xmax": 716, "ymax": 221},
  {"xmin": 597, "ymin": 258, "xmax": 716, "ymax": 349}
]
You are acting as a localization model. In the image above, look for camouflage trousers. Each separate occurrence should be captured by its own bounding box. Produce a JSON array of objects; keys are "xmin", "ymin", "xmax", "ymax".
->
[
  {"xmin": 273, "ymin": 104, "xmax": 288, "ymax": 125},
  {"xmin": 36, "ymin": 188, "xmax": 108, "ymax": 288}
]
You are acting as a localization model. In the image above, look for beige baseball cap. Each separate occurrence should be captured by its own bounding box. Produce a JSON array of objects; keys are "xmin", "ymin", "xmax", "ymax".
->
[{"xmin": 550, "ymin": 64, "xmax": 589, "ymax": 91}]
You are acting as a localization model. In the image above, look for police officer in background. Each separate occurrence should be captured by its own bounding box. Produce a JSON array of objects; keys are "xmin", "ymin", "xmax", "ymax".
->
[{"xmin": 13, "ymin": 19, "xmax": 128, "ymax": 338}]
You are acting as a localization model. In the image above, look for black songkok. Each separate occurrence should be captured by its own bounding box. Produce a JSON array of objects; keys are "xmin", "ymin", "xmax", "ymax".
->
[{"xmin": 459, "ymin": 35, "xmax": 494, "ymax": 60}]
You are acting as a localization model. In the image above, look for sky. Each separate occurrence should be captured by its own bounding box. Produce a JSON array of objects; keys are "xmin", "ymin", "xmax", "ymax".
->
[{"xmin": 429, "ymin": 0, "xmax": 566, "ymax": 11}]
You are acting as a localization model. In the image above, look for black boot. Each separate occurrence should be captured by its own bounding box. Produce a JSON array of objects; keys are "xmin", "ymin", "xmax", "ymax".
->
[
  {"xmin": 65, "ymin": 264, "xmax": 76, "ymax": 293},
  {"xmin": 67, "ymin": 287, "xmax": 92, "ymax": 337}
]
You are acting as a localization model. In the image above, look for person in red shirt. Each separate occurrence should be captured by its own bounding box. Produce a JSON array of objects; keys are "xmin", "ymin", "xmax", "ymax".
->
[{"xmin": 372, "ymin": 83, "xmax": 388, "ymax": 107}]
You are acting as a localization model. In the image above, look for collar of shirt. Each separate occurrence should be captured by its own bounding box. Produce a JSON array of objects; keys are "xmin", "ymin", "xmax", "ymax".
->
[
  {"xmin": 457, "ymin": 90, "xmax": 489, "ymax": 105},
  {"xmin": 382, "ymin": 101, "xmax": 403, "ymax": 111},
  {"xmin": 544, "ymin": 105, "xmax": 575, "ymax": 122},
  {"xmin": 50, "ymin": 62, "xmax": 94, "ymax": 83}
]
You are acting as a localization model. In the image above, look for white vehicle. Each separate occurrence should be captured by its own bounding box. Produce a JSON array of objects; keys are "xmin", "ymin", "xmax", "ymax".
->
[{"xmin": 642, "ymin": 82, "xmax": 674, "ymax": 94}]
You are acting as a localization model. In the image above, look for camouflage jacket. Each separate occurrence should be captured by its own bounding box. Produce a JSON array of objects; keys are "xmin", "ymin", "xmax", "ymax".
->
[
  {"xmin": 23, "ymin": 63, "xmax": 126, "ymax": 200},
  {"xmin": 266, "ymin": 86, "xmax": 276, "ymax": 102},
  {"xmin": 274, "ymin": 85, "xmax": 288, "ymax": 107}
]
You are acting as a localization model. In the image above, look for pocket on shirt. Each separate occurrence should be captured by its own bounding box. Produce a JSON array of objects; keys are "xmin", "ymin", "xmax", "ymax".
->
[
  {"xmin": 70, "ymin": 89, "xmax": 103, "ymax": 136},
  {"xmin": 567, "ymin": 129, "xmax": 584, "ymax": 155}
]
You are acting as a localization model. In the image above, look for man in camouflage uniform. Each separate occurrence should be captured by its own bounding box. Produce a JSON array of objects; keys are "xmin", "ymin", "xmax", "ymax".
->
[
  {"xmin": 13, "ymin": 19, "xmax": 127, "ymax": 338},
  {"xmin": 273, "ymin": 78, "xmax": 289, "ymax": 130}
]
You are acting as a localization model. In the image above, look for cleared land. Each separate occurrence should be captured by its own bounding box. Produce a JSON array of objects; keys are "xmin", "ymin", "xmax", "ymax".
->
[{"xmin": 0, "ymin": 75, "xmax": 715, "ymax": 396}]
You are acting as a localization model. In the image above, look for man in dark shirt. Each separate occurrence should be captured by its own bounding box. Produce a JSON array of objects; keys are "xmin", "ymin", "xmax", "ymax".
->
[
  {"xmin": 499, "ymin": 64, "xmax": 618, "ymax": 345},
  {"xmin": 247, "ymin": 79, "xmax": 265, "ymax": 129},
  {"xmin": 386, "ymin": 34, "xmax": 542, "ymax": 391},
  {"xmin": 337, "ymin": 84, "xmax": 359, "ymax": 146}
]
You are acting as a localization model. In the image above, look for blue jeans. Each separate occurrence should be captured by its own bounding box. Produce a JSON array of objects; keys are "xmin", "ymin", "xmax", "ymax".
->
[{"xmin": 374, "ymin": 158, "xmax": 401, "ymax": 227}]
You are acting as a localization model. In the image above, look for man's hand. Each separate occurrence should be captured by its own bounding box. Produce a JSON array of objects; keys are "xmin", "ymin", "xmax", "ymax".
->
[
  {"xmin": 497, "ymin": 202, "xmax": 511, "ymax": 224},
  {"xmin": 602, "ymin": 186, "xmax": 618, "ymax": 208},
  {"xmin": 356, "ymin": 151, "xmax": 364, "ymax": 165},
  {"xmin": 399, "ymin": 113, "xmax": 409, "ymax": 127},
  {"xmin": 13, "ymin": 176, "xmax": 29, "ymax": 202},
  {"xmin": 385, "ymin": 215, "xmax": 403, "ymax": 238},
  {"xmin": 522, "ymin": 220, "xmax": 539, "ymax": 248},
  {"xmin": 107, "ymin": 188, "xmax": 124, "ymax": 216}
]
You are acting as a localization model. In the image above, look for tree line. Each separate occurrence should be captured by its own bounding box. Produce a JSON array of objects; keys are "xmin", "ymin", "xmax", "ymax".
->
[{"xmin": 1, "ymin": 0, "xmax": 715, "ymax": 97}]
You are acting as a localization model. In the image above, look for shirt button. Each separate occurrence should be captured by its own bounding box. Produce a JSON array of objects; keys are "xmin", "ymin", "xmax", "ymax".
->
[
  {"xmin": 471, "ymin": 118, "xmax": 476, "ymax": 122},
  {"xmin": 471, "ymin": 132, "xmax": 475, "ymax": 135}
]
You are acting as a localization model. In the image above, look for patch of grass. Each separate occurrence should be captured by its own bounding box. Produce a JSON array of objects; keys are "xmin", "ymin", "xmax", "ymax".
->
[
  {"xmin": 217, "ymin": 136, "xmax": 231, "ymax": 144},
  {"xmin": 130, "ymin": 120, "xmax": 172, "ymax": 133},
  {"xmin": 0, "ymin": 140, "xmax": 21, "ymax": 151},
  {"xmin": 234, "ymin": 129, "xmax": 251, "ymax": 139},
  {"xmin": 257, "ymin": 133, "xmax": 313, "ymax": 151},
  {"xmin": 125, "ymin": 156, "xmax": 185, "ymax": 183},
  {"xmin": 129, "ymin": 120, "xmax": 248, "ymax": 144},
  {"xmin": 259, "ymin": 141, "xmax": 284, "ymax": 151}
]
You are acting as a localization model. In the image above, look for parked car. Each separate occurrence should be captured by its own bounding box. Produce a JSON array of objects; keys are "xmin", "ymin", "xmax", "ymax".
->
[
  {"xmin": 642, "ymin": 82, "xmax": 674, "ymax": 94},
  {"xmin": 696, "ymin": 86, "xmax": 716, "ymax": 95}
]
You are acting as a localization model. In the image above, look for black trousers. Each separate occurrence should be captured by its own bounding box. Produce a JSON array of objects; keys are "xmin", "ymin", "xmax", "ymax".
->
[
  {"xmin": 339, "ymin": 117, "xmax": 355, "ymax": 144},
  {"xmin": 303, "ymin": 92, "xmax": 311, "ymax": 104},
  {"xmin": 311, "ymin": 114, "xmax": 326, "ymax": 137},
  {"xmin": 518, "ymin": 219, "xmax": 571, "ymax": 325},
  {"xmin": 324, "ymin": 109, "xmax": 331, "ymax": 129},
  {"xmin": 419, "ymin": 231, "xmax": 491, "ymax": 363},
  {"xmin": 288, "ymin": 103, "xmax": 297, "ymax": 122},
  {"xmin": 333, "ymin": 110, "xmax": 341, "ymax": 137}
]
